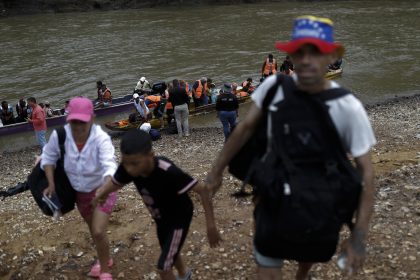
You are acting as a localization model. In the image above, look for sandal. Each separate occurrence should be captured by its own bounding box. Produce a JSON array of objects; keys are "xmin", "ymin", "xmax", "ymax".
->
[
  {"xmin": 99, "ymin": 272, "xmax": 113, "ymax": 280},
  {"xmin": 88, "ymin": 259, "xmax": 114, "ymax": 278}
]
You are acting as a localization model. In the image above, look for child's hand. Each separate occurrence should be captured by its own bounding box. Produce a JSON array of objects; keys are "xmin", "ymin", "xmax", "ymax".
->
[
  {"xmin": 207, "ymin": 226, "xmax": 222, "ymax": 248},
  {"xmin": 92, "ymin": 187, "xmax": 107, "ymax": 208}
]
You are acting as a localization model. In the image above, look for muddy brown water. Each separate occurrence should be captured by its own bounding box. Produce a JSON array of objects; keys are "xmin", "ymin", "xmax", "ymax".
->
[{"xmin": 0, "ymin": 1, "xmax": 419, "ymax": 150}]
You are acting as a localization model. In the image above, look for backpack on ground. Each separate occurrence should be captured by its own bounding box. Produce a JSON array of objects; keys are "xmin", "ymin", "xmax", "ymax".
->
[
  {"xmin": 149, "ymin": 128, "xmax": 161, "ymax": 141},
  {"xmin": 27, "ymin": 127, "xmax": 76, "ymax": 216}
]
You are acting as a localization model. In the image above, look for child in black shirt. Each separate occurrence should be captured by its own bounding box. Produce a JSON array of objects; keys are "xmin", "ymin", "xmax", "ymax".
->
[{"xmin": 93, "ymin": 130, "xmax": 221, "ymax": 280}]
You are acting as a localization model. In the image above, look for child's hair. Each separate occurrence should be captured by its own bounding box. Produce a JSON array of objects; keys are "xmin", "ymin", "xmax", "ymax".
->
[{"xmin": 121, "ymin": 129, "xmax": 152, "ymax": 155}]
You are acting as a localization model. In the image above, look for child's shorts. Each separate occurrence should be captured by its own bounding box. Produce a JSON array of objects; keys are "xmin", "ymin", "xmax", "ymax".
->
[
  {"xmin": 76, "ymin": 189, "xmax": 117, "ymax": 220},
  {"xmin": 156, "ymin": 221, "xmax": 191, "ymax": 271}
]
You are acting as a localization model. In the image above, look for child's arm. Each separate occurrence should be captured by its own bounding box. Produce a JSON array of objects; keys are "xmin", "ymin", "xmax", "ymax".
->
[
  {"xmin": 92, "ymin": 176, "xmax": 121, "ymax": 208},
  {"xmin": 192, "ymin": 182, "xmax": 222, "ymax": 248}
]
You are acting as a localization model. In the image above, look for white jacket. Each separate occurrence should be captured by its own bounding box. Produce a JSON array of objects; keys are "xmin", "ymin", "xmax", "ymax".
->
[{"xmin": 41, "ymin": 124, "xmax": 117, "ymax": 193}]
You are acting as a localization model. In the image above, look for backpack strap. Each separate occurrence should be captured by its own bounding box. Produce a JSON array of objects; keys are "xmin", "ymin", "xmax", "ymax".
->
[
  {"xmin": 55, "ymin": 127, "xmax": 66, "ymax": 162},
  {"xmin": 262, "ymin": 74, "xmax": 285, "ymax": 110}
]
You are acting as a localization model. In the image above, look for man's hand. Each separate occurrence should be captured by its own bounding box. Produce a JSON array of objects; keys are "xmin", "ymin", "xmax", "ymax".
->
[
  {"xmin": 340, "ymin": 229, "xmax": 367, "ymax": 276},
  {"xmin": 207, "ymin": 226, "xmax": 222, "ymax": 248},
  {"xmin": 205, "ymin": 171, "xmax": 223, "ymax": 196}
]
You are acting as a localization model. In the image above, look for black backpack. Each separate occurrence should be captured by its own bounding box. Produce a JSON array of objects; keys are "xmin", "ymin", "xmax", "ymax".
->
[
  {"xmin": 27, "ymin": 127, "xmax": 76, "ymax": 216},
  {"xmin": 231, "ymin": 74, "xmax": 362, "ymax": 262}
]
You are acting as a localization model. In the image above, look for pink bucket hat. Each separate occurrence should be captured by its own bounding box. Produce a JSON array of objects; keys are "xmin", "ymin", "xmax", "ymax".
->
[{"xmin": 66, "ymin": 97, "xmax": 94, "ymax": 122}]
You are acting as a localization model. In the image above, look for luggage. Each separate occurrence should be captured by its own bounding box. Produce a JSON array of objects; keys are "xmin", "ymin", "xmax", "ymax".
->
[{"xmin": 27, "ymin": 127, "xmax": 76, "ymax": 216}]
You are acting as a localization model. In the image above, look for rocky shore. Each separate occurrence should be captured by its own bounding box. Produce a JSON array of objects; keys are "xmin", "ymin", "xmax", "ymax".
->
[{"xmin": 0, "ymin": 94, "xmax": 419, "ymax": 279}]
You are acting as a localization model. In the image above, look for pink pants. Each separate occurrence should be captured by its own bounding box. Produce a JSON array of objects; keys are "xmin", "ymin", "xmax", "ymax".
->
[{"xmin": 76, "ymin": 189, "xmax": 117, "ymax": 220}]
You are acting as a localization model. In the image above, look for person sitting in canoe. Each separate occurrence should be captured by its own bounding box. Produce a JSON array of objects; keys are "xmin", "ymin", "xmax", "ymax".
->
[
  {"xmin": 328, "ymin": 58, "xmax": 343, "ymax": 71},
  {"xmin": 135, "ymin": 76, "xmax": 151, "ymax": 92},
  {"xmin": 241, "ymin": 77, "xmax": 255, "ymax": 94},
  {"xmin": 0, "ymin": 100, "xmax": 15, "ymax": 125},
  {"xmin": 95, "ymin": 81, "xmax": 112, "ymax": 108}
]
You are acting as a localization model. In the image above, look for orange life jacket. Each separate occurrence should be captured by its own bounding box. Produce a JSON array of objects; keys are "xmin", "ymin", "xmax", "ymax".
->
[
  {"xmin": 237, "ymin": 91, "xmax": 249, "ymax": 98},
  {"xmin": 165, "ymin": 91, "xmax": 173, "ymax": 109},
  {"xmin": 145, "ymin": 95, "xmax": 161, "ymax": 109},
  {"xmin": 103, "ymin": 88, "xmax": 112, "ymax": 104},
  {"xmin": 194, "ymin": 80, "xmax": 207, "ymax": 99},
  {"xmin": 263, "ymin": 58, "xmax": 277, "ymax": 75}
]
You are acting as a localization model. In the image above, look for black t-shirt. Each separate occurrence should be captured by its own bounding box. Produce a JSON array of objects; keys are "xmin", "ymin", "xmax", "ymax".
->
[
  {"xmin": 113, "ymin": 156, "xmax": 197, "ymax": 225},
  {"xmin": 168, "ymin": 87, "xmax": 189, "ymax": 107},
  {"xmin": 216, "ymin": 93, "xmax": 239, "ymax": 112}
]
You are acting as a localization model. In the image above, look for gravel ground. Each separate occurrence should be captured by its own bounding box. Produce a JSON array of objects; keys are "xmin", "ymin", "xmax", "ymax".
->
[{"xmin": 0, "ymin": 94, "xmax": 418, "ymax": 280}]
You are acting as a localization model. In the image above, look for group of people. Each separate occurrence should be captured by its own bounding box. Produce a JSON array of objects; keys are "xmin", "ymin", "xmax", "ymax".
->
[
  {"xmin": 129, "ymin": 76, "xmax": 256, "ymax": 139},
  {"xmin": 262, "ymin": 52, "xmax": 343, "ymax": 81},
  {"xmin": 21, "ymin": 15, "xmax": 375, "ymax": 280},
  {"xmin": 0, "ymin": 98, "xmax": 55, "ymax": 126}
]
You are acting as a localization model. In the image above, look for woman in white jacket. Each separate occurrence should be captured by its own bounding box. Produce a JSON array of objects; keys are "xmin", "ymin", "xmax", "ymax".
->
[{"xmin": 42, "ymin": 97, "xmax": 117, "ymax": 280}]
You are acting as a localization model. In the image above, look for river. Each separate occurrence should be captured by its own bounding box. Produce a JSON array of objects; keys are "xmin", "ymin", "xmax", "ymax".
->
[{"xmin": 0, "ymin": 0, "xmax": 419, "ymax": 150}]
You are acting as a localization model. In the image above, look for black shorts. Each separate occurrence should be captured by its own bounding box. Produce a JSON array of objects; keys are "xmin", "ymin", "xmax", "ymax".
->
[{"xmin": 156, "ymin": 221, "xmax": 191, "ymax": 271}]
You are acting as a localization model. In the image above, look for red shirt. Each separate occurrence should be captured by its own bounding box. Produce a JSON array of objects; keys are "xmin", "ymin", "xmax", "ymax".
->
[{"xmin": 31, "ymin": 104, "xmax": 47, "ymax": 131}]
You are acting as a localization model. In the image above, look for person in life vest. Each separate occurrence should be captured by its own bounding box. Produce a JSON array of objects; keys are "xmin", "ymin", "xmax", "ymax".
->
[
  {"xmin": 280, "ymin": 55, "xmax": 295, "ymax": 75},
  {"xmin": 206, "ymin": 15, "xmax": 376, "ymax": 280},
  {"xmin": 95, "ymin": 83, "xmax": 112, "ymax": 108},
  {"xmin": 192, "ymin": 77, "xmax": 208, "ymax": 108},
  {"xmin": 261, "ymin": 53, "xmax": 278, "ymax": 80}
]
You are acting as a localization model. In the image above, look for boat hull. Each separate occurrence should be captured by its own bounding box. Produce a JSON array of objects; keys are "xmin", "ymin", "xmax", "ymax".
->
[{"xmin": 0, "ymin": 94, "xmax": 133, "ymax": 137}]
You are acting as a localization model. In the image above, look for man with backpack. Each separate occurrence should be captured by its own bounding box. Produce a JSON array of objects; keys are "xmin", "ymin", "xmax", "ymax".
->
[{"xmin": 206, "ymin": 15, "xmax": 376, "ymax": 280}]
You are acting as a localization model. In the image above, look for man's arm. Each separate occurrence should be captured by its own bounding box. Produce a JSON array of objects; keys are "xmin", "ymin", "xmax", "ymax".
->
[
  {"xmin": 342, "ymin": 151, "xmax": 375, "ymax": 275},
  {"xmin": 192, "ymin": 182, "xmax": 221, "ymax": 247},
  {"xmin": 261, "ymin": 61, "xmax": 266, "ymax": 76},
  {"xmin": 206, "ymin": 103, "xmax": 263, "ymax": 194}
]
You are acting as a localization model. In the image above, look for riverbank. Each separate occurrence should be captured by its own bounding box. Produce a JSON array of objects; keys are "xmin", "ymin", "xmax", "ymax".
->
[
  {"xmin": 1, "ymin": 0, "xmax": 271, "ymax": 16},
  {"xmin": 0, "ymin": 94, "xmax": 418, "ymax": 279}
]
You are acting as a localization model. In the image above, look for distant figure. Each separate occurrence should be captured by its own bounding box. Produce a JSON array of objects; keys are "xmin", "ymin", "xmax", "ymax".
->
[
  {"xmin": 135, "ymin": 76, "xmax": 151, "ymax": 91},
  {"xmin": 329, "ymin": 58, "xmax": 343, "ymax": 70},
  {"xmin": 61, "ymin": 100, "xmax": 70, "ymax": 116},
  {"xmin": 15, "ymin": 98, "xmax": 29, "ymax": 123},
  {"xmin": 44, "ymin": 101, "xmax": 54, "ymax": 118},
  {"xmin": 280, "ymin": 55, "xmax": 295, "ymax": 75},
  {"xmin": 261, "ymin": 53, "xmax": 278, "ymax": 79},
  {"xmin": 27, "ymin": 97, "xmax": 47, "ymax": 150},
  {"xmin": 0, "ymin": 101, "xmax": 15, "ymax": 125},
  {"xmin": 132, "ymin": 93, "xmax": 150, "ymax": 121},
  {"xmin": 209, "ymin": 82, "xmax": 218, "ymax": 104},
  {"xmin": 96, "ymin": 81, "xmax": 103, "ymax": 102},
  {"xmin": 168, "ymin": 79, "xmax": 190, "ymax": 138},
  {"xmin": 241, "ymin": 78, "xmax": 255, "ymax": 94},
  {"xmin": 216, "ymin": 83, "xmax": 239, "ymax": 141},
  {"xmin": 192, "ymin": 77, "xmax": 208, "ymax": 107}
]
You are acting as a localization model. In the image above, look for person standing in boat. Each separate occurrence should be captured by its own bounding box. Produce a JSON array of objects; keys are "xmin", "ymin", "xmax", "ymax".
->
[
  {"xmin": 192, "ymin": 77, "xmax": 208, "ymax": 108},
  {"xmin": 15, "ymin": 98, "xmax": 29, "ymax": 123},
  {"xmin": 261, "ymin": 53, "xmax": 278, "ymax": 80},
  {"xmin": 280, "ymin": 55, "xmax": 295, "ymax": 75},
  {"xmin": 168, "ymin": 79, "xmax": 190, "ymax": 138},
  {"xmin": 27, "ymin": 97, "xmax": 47, "ymax": 150}
]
